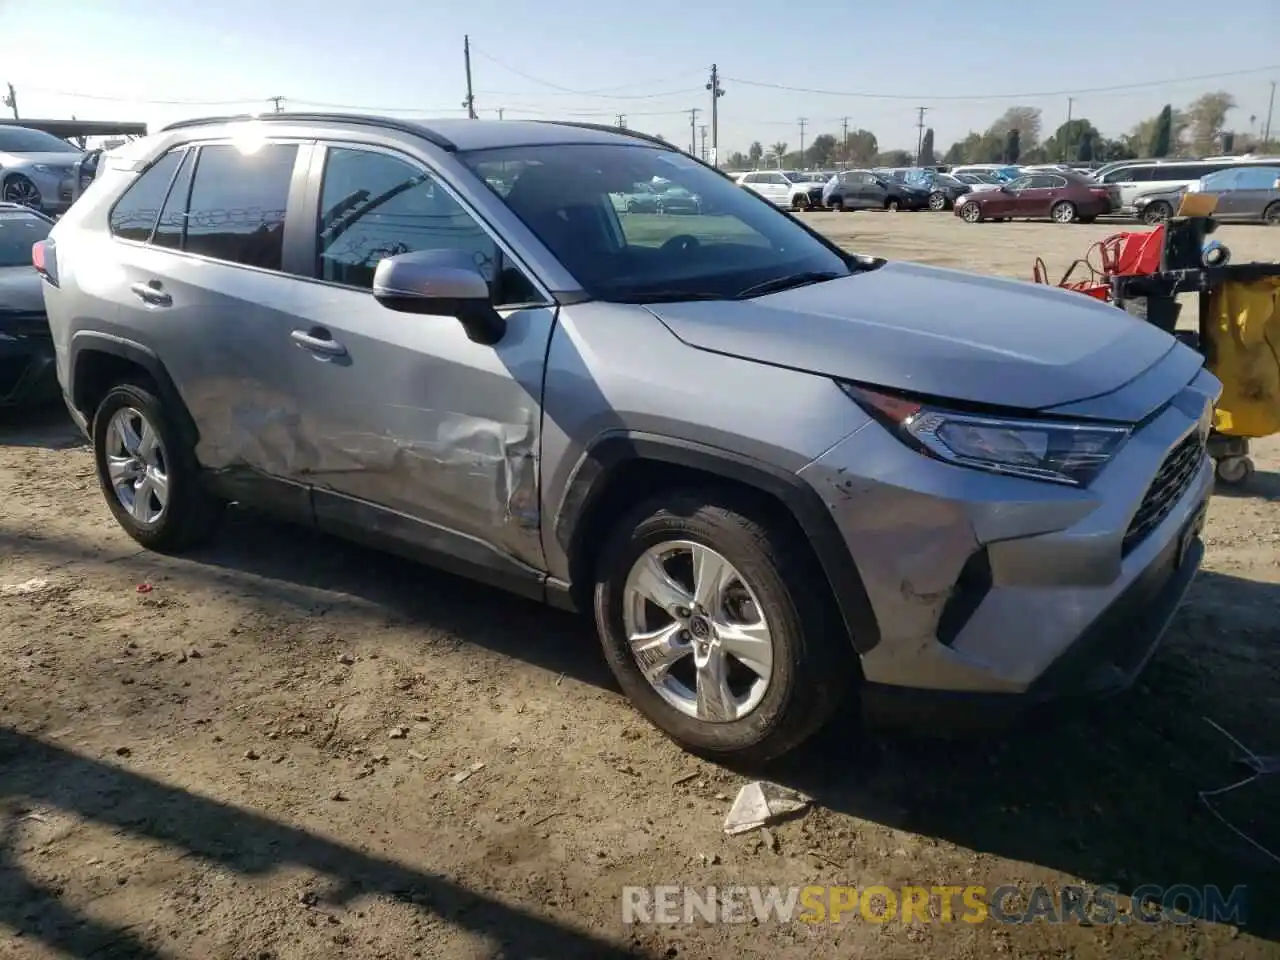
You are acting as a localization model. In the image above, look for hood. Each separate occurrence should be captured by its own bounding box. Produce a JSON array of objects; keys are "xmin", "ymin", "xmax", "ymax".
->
[
  {"xmin": 0, "ymin": 265, "xmax": 47, "ymax": 318},
  {"xmin": 0, "ymin": 151, "xmax": 81, "ymax": 168},
  {"xmin": 645, "ymin": 261, "xmax": 1178, "ymax": 413}
]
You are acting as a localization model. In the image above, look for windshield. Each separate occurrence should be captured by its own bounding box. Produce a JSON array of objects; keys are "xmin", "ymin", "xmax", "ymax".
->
[
  {"xmin": 0, "ymin": 210, "xmax": 51, "ymax": 267},
  {"xmin": 0, "ymin": 128, "xmax": 82, "ymax": 154},
  {"xmin": 461, "ymin": 143, "xmax": 849, "ymax": 302}
]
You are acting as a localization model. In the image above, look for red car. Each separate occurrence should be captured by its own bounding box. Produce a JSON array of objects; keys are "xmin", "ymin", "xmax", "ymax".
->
[{"xmin": 954, "ymin": 171, "xmax": 1118, "ymax": 224}]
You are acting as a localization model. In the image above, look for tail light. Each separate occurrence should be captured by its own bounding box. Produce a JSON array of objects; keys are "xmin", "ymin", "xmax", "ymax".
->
[{"xmin": 33, "ymin": 238, "xmax": 58, "ymax": 286}]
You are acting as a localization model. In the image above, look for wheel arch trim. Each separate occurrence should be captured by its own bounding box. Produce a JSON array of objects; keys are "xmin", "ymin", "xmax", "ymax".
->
[
  {"xmin": 68, "ymin": 331, "xmax": 199, "ymax": 446},
  {"xmin": 555, "ymin": 431, "xmax": 882, "ymax": 654}
]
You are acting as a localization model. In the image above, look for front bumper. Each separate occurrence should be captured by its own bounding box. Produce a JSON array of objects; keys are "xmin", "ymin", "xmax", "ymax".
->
[
  {"xmin": 797, "ymin": 363, "xmax": 1220, "ymax": 725},
  {"xmin": 0, "ymin": 332, "xmax": 59, "ymax": 406}
]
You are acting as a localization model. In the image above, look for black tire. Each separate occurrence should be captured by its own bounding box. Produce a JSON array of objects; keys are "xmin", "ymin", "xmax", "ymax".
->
[
  {"xmin": 960, "ymin": 202, "xmax": 983, "ymax": 223},
  {"xmin": 1263, "ymin": 202, "xmax": 1280, "ymax": 225},
  {"xmin": 885, "ymin": 198, "xmax": 901, "ymax": 212},
  {"xmin": 92, "ymin": 381, "xmax": 224, "ymax": 553},
  {"xmin": 1078, "ymin": 215, "xmax": 1097, "ymax": 224},
  {"xmin": 593, "ymin": 490, "xmax": 853, "ymax": 763},
  {"xmin": 791, "ymin": 194, "xmax": 810, "ymax": 212},
  {"xmin": 1142, "ymin": 201, "xmax": 1172, "ymax": 225},
  {"xmin": 3, "ymin": 174, "xmax": 42, "ymax": 210},
  {"xmin": 1051, "ymin": 200, "xmax": 1077, "ymax": 224}
]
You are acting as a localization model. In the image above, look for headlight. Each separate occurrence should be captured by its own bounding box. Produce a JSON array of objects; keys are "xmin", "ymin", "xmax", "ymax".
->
[{"xmin": 840, "ymin": 383, "xmax": 1130, "ymax": 486}]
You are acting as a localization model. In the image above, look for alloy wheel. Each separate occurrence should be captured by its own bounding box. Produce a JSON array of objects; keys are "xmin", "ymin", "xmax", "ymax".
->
[
  {"xmin": 961, "ymin": 202, "xmax": 981, "ymax": 223},
  {"xmin": 621, "ymin": 540, "xmax": 774, "ymax": 723},
  {"xmin": 3, "ymin": 177, "xmax": 41, "ymax": 208},
  {"xmin": 929, "ymin": 192, "xmax": 946, "ymax": 211},
  {"xmin": 104, "ymin": 407, "xmax": 170, "ymax": 525}
]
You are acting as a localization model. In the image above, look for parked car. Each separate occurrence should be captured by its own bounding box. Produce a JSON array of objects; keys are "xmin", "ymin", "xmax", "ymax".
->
[
  {"xmin": 950, "ymin": 171, "xmax": 1005, "ymax": 192},
  {"xmin": 649, "ymin": 181, "xmax": 703, "ymax": 215},
  {"xmin": 1095, "ymin": 157, "xmax": 1280, "ymax": 214},
  {"xmin": 955, "ymin": 171, "xmax": 1117, "ymax": 223},
  {"xmin": 923, "ymin": 173, "xmax": 973, "ymax": 211},
  {"xmin": 40, "ymin": 115, "xmax": 1217, "ymax": 761},
  {"xmin": 1135, "ymin": 165, "xmax": 1280, "ymax": 224},
  {"xmin": 0, "ymin": 125, "xmax": 88, "ymax": 215},
  {"xmin": 0, "ymin": 202, "xmax": 57, "ymax": 405},
  {"xmin": 950, "ymin": 164, "xmax": 1021, "ymax": 182},
  {"xmin": 823, "ymin": 170, "xmax": 930, "ymax": 211},
  {"xmin": 612, "ymin": 181, "xmax": 662, "ymax": 213},
  {"xmin": 736, "ymin": 169, "xmax": 826, "ymax": 210}
]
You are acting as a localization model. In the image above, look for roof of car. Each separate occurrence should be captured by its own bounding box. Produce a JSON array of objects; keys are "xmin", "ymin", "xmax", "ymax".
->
[{"xmin": 159, "ymin": 112, "xmax": 674, "ymax": 153}]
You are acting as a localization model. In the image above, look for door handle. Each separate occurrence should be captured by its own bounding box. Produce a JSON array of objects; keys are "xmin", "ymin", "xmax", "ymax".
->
[
  {"xmin": 291, "ymin": 328, "xmax": 348, "ymax": 358},
  {"xmin": 129, "ymin": 281, "xmax": 172, "ymax": 307}
]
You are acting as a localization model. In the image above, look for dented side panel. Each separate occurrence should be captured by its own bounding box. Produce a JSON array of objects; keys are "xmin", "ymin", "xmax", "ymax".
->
[{"xmin": 280, "ymin": 287, "xmax": 554, "ymax": 569}]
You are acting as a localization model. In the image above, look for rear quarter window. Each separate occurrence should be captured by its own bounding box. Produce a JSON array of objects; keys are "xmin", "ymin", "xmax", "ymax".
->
[{"xmin": 108, "ymin": 150, "xmax": 184, "ymax": 242}]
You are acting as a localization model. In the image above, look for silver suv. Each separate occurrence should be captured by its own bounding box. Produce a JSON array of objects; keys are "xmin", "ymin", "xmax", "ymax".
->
[{"xmin": 38, "ymin": 114, "xmax": 1218, "ymax": 761}]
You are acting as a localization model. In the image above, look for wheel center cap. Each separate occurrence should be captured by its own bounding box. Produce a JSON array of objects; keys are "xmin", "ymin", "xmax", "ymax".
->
[{"xmin": 688, "ymin": 615, "xmax": 713, "ymax": 641}]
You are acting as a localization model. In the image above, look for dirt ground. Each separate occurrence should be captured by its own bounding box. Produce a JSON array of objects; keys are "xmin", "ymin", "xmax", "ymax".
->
[{"xmin": 2, "ymin": 213, "xmax": 1279, "ymax": 960}]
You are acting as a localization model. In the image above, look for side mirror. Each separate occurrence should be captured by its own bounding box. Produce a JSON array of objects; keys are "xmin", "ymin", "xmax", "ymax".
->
[{"xmin": 372, "ymin": 249, "xmax": 506, "ymax": 346}]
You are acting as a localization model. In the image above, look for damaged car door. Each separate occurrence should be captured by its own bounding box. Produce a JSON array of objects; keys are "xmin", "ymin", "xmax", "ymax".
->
[{"xmin": 285, "ymin": 142, "xmax": 555, "ymax": 589}]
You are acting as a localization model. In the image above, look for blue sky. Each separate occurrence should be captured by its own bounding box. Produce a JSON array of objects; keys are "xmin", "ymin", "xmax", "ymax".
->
[{"xmin": 2, "ymin": 0, "xmax": 1277, "ymax": 154}]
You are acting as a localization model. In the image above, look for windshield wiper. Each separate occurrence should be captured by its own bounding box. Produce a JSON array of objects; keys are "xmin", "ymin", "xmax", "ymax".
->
[{"xmin": 733, "ymin": 271, "xmax": 843, "ymax": 300}]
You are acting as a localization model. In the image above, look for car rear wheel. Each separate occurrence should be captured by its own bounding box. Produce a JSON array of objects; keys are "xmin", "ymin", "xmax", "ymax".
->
[
  {"xmin": 1051, "ymin": 201, "xmax": 1077, "ymax": 224},
  {"xmin": 960, "ymin": 202, "xmax": 983, "ymax": 223},
  {"xmin": 928, "ymin": 192, "xmax": 947, "ymax": 211},
  {"xmin": 1263, "ymin": 202, "xmax": 1280, "ymax": 225},
  {"xmin": 885, "ymin": 198, "xmax": 901, "ymax": 212},
  {"xmin": 1142, "ymin": 201, "xmax": 1173, "ymax": 225},
  {"xmin": 92, "ymin": 382, "xmax": 225, "ymax": 553},
  {"xmin": 3, "ymin": 175, "xmax": 42, "ymax": 210},
  {"xmin": 593, "ymin": 490, "xmax": 853, "ymax": 762},
  {"xmin": 792, "ymin": 194, "xmax": 810, "ymax": 212}
]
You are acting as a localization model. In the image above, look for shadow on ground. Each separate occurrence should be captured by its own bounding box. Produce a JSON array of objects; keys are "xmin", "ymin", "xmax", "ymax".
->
[
  {"xmin": 0, "ymin": 402, "xmax": 86, "ymax": 450},
  {"xmin": 2, "ymin": 503, "xmax": 1278, "ymax": 947},
  {"xmin": 0, "ymin": 727, "xmax": 652, "ymax": 959},
  {"xmin": 1213, "ymin": 467, "xmax": 1280, "ymax": 503}
]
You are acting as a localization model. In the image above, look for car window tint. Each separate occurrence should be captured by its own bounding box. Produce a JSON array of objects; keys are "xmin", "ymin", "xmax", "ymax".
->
[
  {"xmin": 152, "ymin": 149, "xmax": 194, "ymax": 250},
  {"xmin": 316, "ymin": 146, "xmax": 540, "ymax": 306},
  {"xmin": 184, "ymin": 143, "xmax": 297, "ymax": 270},
  {"xmin": 109, "ymin": 150, "xmax": 183, "ymax": 242},
  {"xmin": 1236, "ymin": 167, "xmax": 1280, "ymax": 189}
]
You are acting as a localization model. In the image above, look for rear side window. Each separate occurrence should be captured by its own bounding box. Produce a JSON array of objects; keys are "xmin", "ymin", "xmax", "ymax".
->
[
  {"xmin": 109, "ymin": 150, "xmax": 183, "ymax": 242},
  {"xmin": 1236, "ymin": 166, "xmax": 1280, "ymax": 189},
  {"xmin": 184, "ymin": 143, "xmax": 298, "ymax": 271}
]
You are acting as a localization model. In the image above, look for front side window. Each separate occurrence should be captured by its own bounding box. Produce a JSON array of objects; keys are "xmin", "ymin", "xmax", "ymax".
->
[
  {"xmin": 109, "ymin": 149, "xmax": 184, "ymax": 242},
  {"xmin": 0, "ymin": 209, "xmax": 51, "ymax": 267},
  {"xmin": 461, "ymin": 142, "xmax": 850, "ymax": 303},
  {"xmin": 184, "ymin": 143, "xmax": 297, "ymax": 270},
  {"xmin": 316, "ymin": 146, "xmax": 540, "ymax": 305}
]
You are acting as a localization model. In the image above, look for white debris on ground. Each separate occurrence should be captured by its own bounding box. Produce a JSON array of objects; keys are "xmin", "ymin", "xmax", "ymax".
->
[{"xmin": 723, "ymin": 781, "xmax": 812, "ymax": 836}]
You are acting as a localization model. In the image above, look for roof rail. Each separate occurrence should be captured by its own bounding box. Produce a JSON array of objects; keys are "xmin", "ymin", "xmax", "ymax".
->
[{"xmin": 158, "ymin": 112, "xmax": 457, "ymax": 151}]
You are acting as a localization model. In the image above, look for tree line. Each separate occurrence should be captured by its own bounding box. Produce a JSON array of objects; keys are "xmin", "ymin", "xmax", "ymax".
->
[{"xmin": 720, "ymin": 91, "xmax": 1275, "ymax": 170}]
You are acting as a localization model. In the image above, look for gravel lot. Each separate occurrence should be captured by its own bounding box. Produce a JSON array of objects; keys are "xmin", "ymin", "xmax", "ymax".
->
[{"xmin": 2, "ymin": 212, "xmax": 1278, "ymax": 960}]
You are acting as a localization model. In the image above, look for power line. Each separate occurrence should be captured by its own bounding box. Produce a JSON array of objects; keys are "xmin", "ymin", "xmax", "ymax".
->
[
  {"xmin": 721, "ymin": 63, "xmax": 1280, "ymax": 102},
  {"xmin": 470, "ymin": 47, "xmax": 704, "ymax": 99}
]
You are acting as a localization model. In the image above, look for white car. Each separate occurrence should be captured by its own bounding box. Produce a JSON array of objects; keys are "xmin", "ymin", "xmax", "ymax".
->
[
  {"xmin": 736, "ymin": 170, "xmax": 828, "ymax": 210},
  {"xmin": 1096, "ymin": 157, "xmax": 1280, "ymax": 213}
]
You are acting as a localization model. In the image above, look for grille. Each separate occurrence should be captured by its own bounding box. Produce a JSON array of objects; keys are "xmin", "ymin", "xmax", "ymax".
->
[{"xmin": 1122, "ymin": 430, "xmax": 1206, "ymax": 555}]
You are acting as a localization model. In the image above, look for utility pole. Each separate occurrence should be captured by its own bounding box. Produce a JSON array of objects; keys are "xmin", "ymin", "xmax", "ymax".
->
[
  {"xmin": 462, "ymin": 35, "xmax": 477, "ymax": 119},
  {"xmin": 3, "ymin": 83, "xmax": 18, "ymax": 119},
  {"xmin": 699, "ymin": 125, "xmax": 708, "ymax": 161},
  {"xmin": 268, "ymin": 96, "xmax": 285, "ymax": 114},
  {"xmin": 1265, "ymin": 81, "xmax": 1276, "ymax": 146},
  {"xmin": 914, "ymin": 106, "xmax": 928, "ymax": 165},
  {"xmin": 616, "ymin": 114, "xmax": 626, "ymax": 129},
  {"xmin": 1062, "ymin": 96, "xmax": 1074, "ymax": 160},
  {"xmin": 797, "ymin": 117, "xmax": 808, "ymax": 166},
  {"xmin": 706, "ymin": 64, "xmax": 725, "ymax": 167},
  {"xmin": 687, "ymin": 107, "xmax": 700, "ymax": 155},
  {"xmin": 496, "ymin": 107, "xmax": 504, "ymax": 120},
  {"xmin": 840, "ymin": 116, "xmax": 849, "ymax": 164}
]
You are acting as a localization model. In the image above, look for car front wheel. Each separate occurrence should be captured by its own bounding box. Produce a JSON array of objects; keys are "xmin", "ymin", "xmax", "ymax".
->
[
  {"xmin": 92, "ymin": 382, "xmax": 224, "ymax": 552},
  {"xmin": 960, "ymin": 202, "xmax": 983, "ymax": 223},
  {"xmin": 593, "ymin": 491, "xmax": 852, "ymax": 762},
  {"xmin": 1051, "ymin": 200, "xmax": 1077, "ymax": 224}
]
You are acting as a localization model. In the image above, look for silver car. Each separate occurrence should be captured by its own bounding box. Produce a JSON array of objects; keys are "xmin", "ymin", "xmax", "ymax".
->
[
  {"xmin": 38, "ymin": 115, "xmax": 1218, "ymax": 761},
  {"xmin": 0, "ymin": 125, "xmax": 86, "ymax": 214}
]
